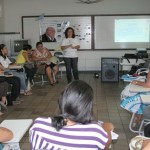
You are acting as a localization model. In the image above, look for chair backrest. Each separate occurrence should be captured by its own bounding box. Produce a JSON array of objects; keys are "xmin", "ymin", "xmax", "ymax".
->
[
  {"xmin": 143, "ymin": 105, "xmax": 150, "ymax": 120},
  {"xmin": 54, "ymin": 51, "xmax": 64, "ymax": 62}
]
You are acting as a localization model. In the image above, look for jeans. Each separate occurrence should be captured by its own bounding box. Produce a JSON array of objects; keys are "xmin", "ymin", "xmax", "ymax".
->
[
  {"xmin": 12, "ymin": 71, "xmax": 27, "ymax": 92},
  {"xmin": 63, "ymin": 57, "xmax": 79, "ymax": 83}
]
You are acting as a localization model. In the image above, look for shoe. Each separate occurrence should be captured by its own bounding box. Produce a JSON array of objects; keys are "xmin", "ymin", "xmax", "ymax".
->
[
  {"xmin": 16, "ymin": 97, "xmax": 24, "ymax": 102},
  {"xmin": 50, "ymin": 83, "xmax": 54, "ymax": 86},
  {"xmin": 23, "ymin": 91, "xmax": 32, "ymax": 96},
  {"xmin": 13, "ymin": 101, "xmax": 21, "ymax": 105},
  {"xmin": 0, "ymin": 101, "xmax": 7, "ymax": 109},
  {"xmin": 54, "ymin": 80, "xmax": 59, "ymax": 84}
]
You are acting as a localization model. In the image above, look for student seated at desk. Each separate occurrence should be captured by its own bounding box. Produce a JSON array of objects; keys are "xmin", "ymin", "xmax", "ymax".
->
[
  {"xmin": 0, "ymin": 65, "xmax": 20, "ymax": 105},
  {"xmin": 0, "ymin": 75, "xmax": 8, "ymax": 115},
  {"xmin": 30, "ymin": 80, "xmax": 114, "ymax": 150},
  {"xmin": 0, "ymin": 44, "xmax": 32, "ymax": 96},
  {"xmin": 32, "ymin": 42, "xmax": 59, "ymax": 86},
  {"xmin": 120, "ymin": 70, "xmax": 150, "ymax": 129},
  {"xmin": 16, "ymin": 44, "xmax": 36, "ymax": 85}
]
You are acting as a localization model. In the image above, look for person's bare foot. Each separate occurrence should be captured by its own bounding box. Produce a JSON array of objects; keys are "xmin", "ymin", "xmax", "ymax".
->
[{"xmin": 0, "ymin": 111, "xmax": 4, "ymax": 116}]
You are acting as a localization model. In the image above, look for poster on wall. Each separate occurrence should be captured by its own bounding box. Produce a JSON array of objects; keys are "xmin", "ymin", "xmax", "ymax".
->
[{"xmin": 38, "ymin": 16, "xmax": 92, "ymax": 49}]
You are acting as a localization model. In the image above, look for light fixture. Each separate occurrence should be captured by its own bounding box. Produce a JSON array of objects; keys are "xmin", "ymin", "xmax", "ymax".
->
[{"xmin": 77, "ymin": 0, "xmax": 104, "ymax": 4}]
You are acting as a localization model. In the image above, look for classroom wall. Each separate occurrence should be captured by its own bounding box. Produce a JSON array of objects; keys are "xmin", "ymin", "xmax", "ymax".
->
[
  {"xmin": 0, "ymin": 0, "xmax": 4, "ymax": 43},
  {"xmin": 2, "ymin": 0, "xmax": 150, "ymax": 70}
]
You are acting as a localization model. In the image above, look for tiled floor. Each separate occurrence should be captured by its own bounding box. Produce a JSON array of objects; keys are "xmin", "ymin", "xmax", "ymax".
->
[{"xmin": 1, "ymin": 73, "xmax": 137, "ymax": 150}]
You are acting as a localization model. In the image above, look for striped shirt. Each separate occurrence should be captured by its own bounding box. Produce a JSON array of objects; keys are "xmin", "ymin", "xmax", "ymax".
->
[{"xmin": 29, "ymin": 117, "xmax": 108, "ymax": 150}]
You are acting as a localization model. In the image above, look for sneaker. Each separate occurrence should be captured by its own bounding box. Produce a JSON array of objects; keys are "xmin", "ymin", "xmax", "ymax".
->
[
  {"xmin": 0, "ymin": 101, "xmax": 7, "ymax": 109},
  {"xmin": 13, "ymin": 101, "xmax": 21, "ymax": 105},
  {"xmin": 16, "ymin": 97, "xmax": 24, "ymax": 102}
]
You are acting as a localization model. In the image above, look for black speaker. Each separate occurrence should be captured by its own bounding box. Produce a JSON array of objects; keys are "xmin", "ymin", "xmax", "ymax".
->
[{"xmin": 101, "ymin": 58, "xmax": 119, "ymax": 82}]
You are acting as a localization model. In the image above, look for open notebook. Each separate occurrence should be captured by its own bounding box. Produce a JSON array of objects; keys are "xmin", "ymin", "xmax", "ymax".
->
[
  {"xmin": 140, "ymin": 95, "xmax": 150, "ymax": 104},
  {"xmin": 129, "ymin": 84, "xmax": 150, "ymax": 93}
]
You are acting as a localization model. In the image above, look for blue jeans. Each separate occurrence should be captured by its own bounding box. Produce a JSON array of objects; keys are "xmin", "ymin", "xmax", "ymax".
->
[
  {"xmin": 12, "ymin": 71, "xmax": 27, "ymax": 93},
  {"xmin": 63, "ymin": 57, "xmax": 79, "ymax": 83}
]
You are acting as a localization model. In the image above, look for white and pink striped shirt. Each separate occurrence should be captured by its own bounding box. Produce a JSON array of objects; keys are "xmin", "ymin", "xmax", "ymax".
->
[{"xmin": 29, "ymin": 117, "xmax": 108, "ymax": 150}]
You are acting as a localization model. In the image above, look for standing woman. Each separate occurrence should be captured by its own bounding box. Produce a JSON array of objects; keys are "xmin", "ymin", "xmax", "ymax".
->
[{"xmin": 61, "ymin": 27, "xmax": 80, "ymax": 83}]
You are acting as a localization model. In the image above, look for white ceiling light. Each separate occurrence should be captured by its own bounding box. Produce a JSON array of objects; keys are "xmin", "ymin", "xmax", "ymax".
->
[{"xmin": 77, "ymin": 0, "xmax": 104, "ymax": 4}]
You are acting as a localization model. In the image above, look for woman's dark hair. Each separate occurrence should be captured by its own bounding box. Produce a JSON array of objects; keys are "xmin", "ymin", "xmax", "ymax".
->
[
  {"xmin": 52, "ymin": 80, "xmax": 94, "ymax": 131},
  {"xmin": 23, "ymin": 44, "xmax": 32, "ymax": 51},
  {"xmin": 64, "ymin": 27, "xmax": 75, "ymax": 38},
  {"xmin": 0, "ymin": 44, "xmax": 7, "ymax": 59},
  {"xmin": 36, "ymin": 41, "xmax": 43, "ymax": 47}
]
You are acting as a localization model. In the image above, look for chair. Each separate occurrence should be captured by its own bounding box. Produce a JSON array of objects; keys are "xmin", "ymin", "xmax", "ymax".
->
[
  {"xmin": 138, "ymin": 105, "xmax": 150, "ymax": 135},
  {"xmin": 54, "ymin": 51, "xmax": 65, "ymax": 78}
]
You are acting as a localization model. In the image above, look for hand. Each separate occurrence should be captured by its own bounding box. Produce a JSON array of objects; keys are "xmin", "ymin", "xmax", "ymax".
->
[
  {"xmin": 132, "ymin": 80, "xmax": 138, "ymax": 85},
  {"xmin": 102, "ymin": 122, "xmax": 114, "ymax": 132}
]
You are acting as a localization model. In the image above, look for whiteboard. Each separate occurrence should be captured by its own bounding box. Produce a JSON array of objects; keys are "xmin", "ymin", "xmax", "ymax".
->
[
  {"xmin": 94, "ymin": 15, "xmax": 150, "ymax": 49},
  {"xmin": 22, "ymin": 16, "xmax": 92, "ymax": 50}
]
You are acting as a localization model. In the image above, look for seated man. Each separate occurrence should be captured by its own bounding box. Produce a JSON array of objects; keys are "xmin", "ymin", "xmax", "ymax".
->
[{"xmin": 32, "ymin": 42, "xmax": 58, "ymax": 86}]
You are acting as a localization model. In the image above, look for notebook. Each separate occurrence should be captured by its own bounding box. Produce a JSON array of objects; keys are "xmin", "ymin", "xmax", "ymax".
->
[
  {"xmin": 129, "ymin": 84, "xmax": 150, "ymax": 93},
  {"xmin": 140, "ymin": 95, "xmax": 150, "ymax": 104},
  {"xmin": 0, "ymin": 119, "xmax": 33, "ymax": 143}
]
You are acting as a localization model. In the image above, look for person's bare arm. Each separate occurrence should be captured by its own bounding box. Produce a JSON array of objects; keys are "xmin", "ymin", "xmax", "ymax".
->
[
  {"xmin": 142, "ymin": 140, "xmax": 150, "ymax": 150},
  {"xmin": 61, "ymin": 44, "xmax": 72, "ymax": 50},
  {"xmin": 71, "ymin": 45, "xmax": 80, "ymax": 49},
  {"xmin": 45, "ymin": 49, "xmax": 52, "ymax": 60},
  {"xmin": 132, "ymin": 71, "xmax": 150, "ymax": 88},
  {"xmin": 102, "ymin": 123, "xmax": 114, "ymax": 150},
  {"xmin": 22, "ymin": 51, "xmax": 31, "ymax": 63},
  {"xmin": 0, "ymin": 127, "xmax": 13, "ymax": 142},
  {"xmin": 32, "ymin": 51, "xmax": 44, "ymax": 61},
  {"xmin": 0, "ymin": 64, "xmax": 4, "ymax": 71}
]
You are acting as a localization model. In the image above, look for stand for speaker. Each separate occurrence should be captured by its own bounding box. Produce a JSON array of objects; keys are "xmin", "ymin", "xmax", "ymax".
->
[{"xmin": 101, "ymin": 57, "xmax": 119, "ymax": 82}]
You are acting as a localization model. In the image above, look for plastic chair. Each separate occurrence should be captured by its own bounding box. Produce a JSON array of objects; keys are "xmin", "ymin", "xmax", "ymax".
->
[
  {"xmin": 138, "ymin": 105, "xmax": 150, "ymax": 135},
  {"xmin": 54, "ymin": 51, "xmax": 65, "ymax": 78}
]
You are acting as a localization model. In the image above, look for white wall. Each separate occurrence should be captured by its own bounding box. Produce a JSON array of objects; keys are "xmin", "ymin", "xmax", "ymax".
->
[
  {"xmin": 2, "ymin": 0, "xmax": 150, "ymax": 70},
  {"xmin": 0, "ymin": 0, "xmax": 4, "ymax": 32}
]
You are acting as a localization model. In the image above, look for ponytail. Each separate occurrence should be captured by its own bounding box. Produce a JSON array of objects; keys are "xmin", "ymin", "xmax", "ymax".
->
[{"xmin": 51, "ymin": 116, "xmax": 67, "ymax": 131}]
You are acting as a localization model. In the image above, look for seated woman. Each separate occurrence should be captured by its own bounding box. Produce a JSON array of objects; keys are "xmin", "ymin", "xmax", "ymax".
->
[
  {"xmin": 0, "ymin": 44, "xmax": 32, "ymax": 96},
  {"xmin": 120, "ymin": 70, "xmax": 150, "ymax": 128},
  {"xmin": 0, "ymin": 64, "xmax": 20, "ymax": 105},
  {"xmin": 0, "ymin": 79, "xmax": 8, "ymax": 115},
  {"xmin": 16, "ymin": 44, "xmax": 36, "ymax": 85},
  {"xmin": 32, "ymin": 42, "xmax": 59, "ymax": 86},
  {"xmin": 30, "ymin": 80, "xmax": 114, "ymax": 150}
]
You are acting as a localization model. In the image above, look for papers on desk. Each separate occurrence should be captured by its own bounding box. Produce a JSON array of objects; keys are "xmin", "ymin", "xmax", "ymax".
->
[
  {"xmin": 121, "ymin": 74, "xmax": 146, "ymax": 82},
  {"xmin": 121, "ymin": 74, "xmax": 137, "ymax": 82},
  {"xmin": 130, "ymin": 84, "xmax": 150, "ymax": 93},
  {"xmin": 111, "ymin": 131, "xmax": 119, "ymax": 140},
  {"xmin": 0, "ymin": 119, "xmax": 33, "ymax": 143},
  {"xmin": 9, "ymin": 65, "xmax": 22, "ymax": 69}
]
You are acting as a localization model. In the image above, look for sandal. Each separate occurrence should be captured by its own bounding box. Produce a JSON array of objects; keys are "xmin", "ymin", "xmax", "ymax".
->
[
  {"xmin": 53, "ymin": 80, "xmax": 59, "ymax": 84},
  {"xmin": 24, "ymin": 91, "xmax": 32, "ymax": 96},
  {"xmin": 0, "ymin": 101, "xmax": 7, "ymax": 109}
]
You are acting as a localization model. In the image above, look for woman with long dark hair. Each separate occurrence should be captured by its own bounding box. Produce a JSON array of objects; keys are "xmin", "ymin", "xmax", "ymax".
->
[
  {"xmin": 61, "ymin": 27, "xmax": 80, "ymax": 83},
  {"xmin": 30, "ymin": 80, "xmax": 114, "ymax": 150}
]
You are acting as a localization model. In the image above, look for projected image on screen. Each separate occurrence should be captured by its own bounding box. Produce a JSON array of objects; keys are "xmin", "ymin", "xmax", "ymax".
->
[{"xmin": 115, "ymin": 19, "xmax": 149, "ymax": 42}]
